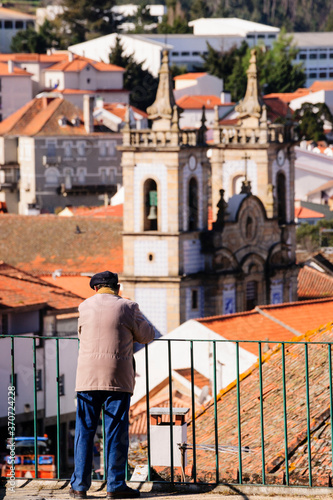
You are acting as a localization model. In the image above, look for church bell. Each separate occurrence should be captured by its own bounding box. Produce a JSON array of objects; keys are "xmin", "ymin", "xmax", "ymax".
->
[{"xmin": 147, "ymin": 205, "xmax": 157, "ymax": 220}]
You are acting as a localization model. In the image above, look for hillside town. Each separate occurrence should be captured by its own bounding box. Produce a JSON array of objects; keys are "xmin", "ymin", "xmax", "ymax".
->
[{"xmin": 1, "ymin": 2, "xmax": 333, "ymax": 497}]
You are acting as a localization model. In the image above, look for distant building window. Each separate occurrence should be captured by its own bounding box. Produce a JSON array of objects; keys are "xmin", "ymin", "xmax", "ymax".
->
[
  {"xmin": 77, "ymin": 142, "xmax": 85, "ymax": 156},
  {"xmin": 191, "ymin": 289, "xmax": 198, "ymax": 310},
  {"xmin": 63, "ymin": 142, "xmax": 72, "ymax": 157},
  {"xmin": 320, "ymin": 53, "xmax": 327, "ymax": 59},
  {"xmin": 329, "ymin": 71, "xmax": 333, "ymax": 77},
  {"xmin": 172, "ymin": 51, "xmax": 179, "ymax": 56},
  {"xmin": 247, "ymin": 34, "xmax": 254, "ymax": 39},
  {"xmin": 268, "ymin": 34, "xmax": 276, "ymax": 39},
  {"xmin": 36, "ymin": 369, "xmax": 42, "ymax": 392},
  {"xmin": 246, "ymin": 281, "xmax": 258, "ymax": 311},
  {"xmin": 59, "ymin": 374, "xmax": 65, "ymax": 396},
  {"xmin": 257, "ymin": 34, "xmax": 265, "ymax": 38},
  {"xmin": 309, "ymin": 53, "xmax": 318, "ymax": 59},
  {"xmin": 188, "ymin": 177, "xmax": 198, "ymax": 231},
  {"xmin": 15, "ymin": 21, "xmax": 23, "ymax": 29},
  {"xmin": 0, "ymin": 314, "xmax": 8, "ymax": 334},
  {"xmin": 45, "ymin": 167, "xmax": 59, "ymax": 186},
  {"xmin": 4, "ymin": 21, "xmax": 13, "ymax": 29},
  {"xmin": 309, "ymin": 72, "xmax": 317, "ymax": 78},
  {"xmin": 330, "ymin": 53, "xmax": 333, "ymax": 59},
  {"xmin": 192, "ymin": 51, "xmax": 200, "ymax": 56},
  {"xmin": 181, "ymin": 51, "xmax": 190, "ymax": 56},
  {"xmin": 47, "ymin": 141, "xmax": 56, "ymax": 157},
  {"xmin": 100, "ymin": 168, "xmax": 108, "ymax": 184},
  {"xmin": 77, "ymin": 168, "xmax": 85, "ymax": 184},
  {"xmin": 64, "ymin": 168, "xmax": 72, "ymax": 189},
  {"xmin": 319, "ymin": 71, "xmax": 327, "ymax": 78},
  {"xmin": 299, "ymin": 53, "xmax": 307, "ymax": 60},
  {"xmin": 87, "ymin": 78, "xmax": 90, "ymax": 84},
  {"xmin": 109, "ymin": 168, "xmax": 116, "ymax": 183}
]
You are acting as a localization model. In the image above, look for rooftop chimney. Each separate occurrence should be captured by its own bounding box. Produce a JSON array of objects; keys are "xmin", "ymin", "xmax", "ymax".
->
[
  {"xmin": 83, "ymin": 95, "xmax": 94, "ymax": 133},
  {"xmin": 68, "ymin": 51, "xmax": 74, "ymax": 62},
  {"xmin": 8, "ymin": 60, "xmax": 14, "ymax": 74}
]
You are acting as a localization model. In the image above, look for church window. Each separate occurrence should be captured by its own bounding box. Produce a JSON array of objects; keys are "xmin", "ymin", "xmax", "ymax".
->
[
  {"xmin": 277, "ymin": 172, "xmax": 287, "ymax": 225},
  {"xmin": 191, "ymin": 289, "xmax": 198, "ymax": 310},
  {"xmin": 246, "ymin": 281, "xmax": 258, "ymax": 310},
  {"xmin": 188, "ymin": 177, "xmax": 198, "ymax": 231},
  {"xmin": 245, "ymin": 216, "xmax": 254, "ymax": 239},
  {"xmin": 64, "ymin": 168, "xmax": 72, "ymax": 189},
  {"xmin": 144, "ymin": 179, "xmax": 158, "ymax": 231},
  {"xmin": 45, "ymin": 167, "xmax": 59, "ymax": 186},
  {"xmin": 148, "ymin": 253, "xmax": 154, "ymax": 261}
]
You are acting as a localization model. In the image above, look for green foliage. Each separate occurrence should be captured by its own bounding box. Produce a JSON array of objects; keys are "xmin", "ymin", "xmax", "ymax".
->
[
  {"xmin": 189, "ymin": 0, "xmax": 211, "ymax": 20},
  {"xmin": 109, "ymin": 36, "xmax": 158, "ymax": 111},
  {"xmin": 202, "ymin": 31, "xmax": 306, "ymax": 102},
  {"xmin": 10, "ymin": 20, "xmax": 62, "ymax": 53},
  {"xmin": 130, "ymin": 1, "xmax": 156, "ymax": 34},
  {"xmin": 296, "ymin": 220, "xmax": 333, "ymax": 251},
  {"xmin": 59, "ymin": 0, "xmax": 118, "ymax": 44},
  {"xmin": 157, "ymin": 0, "xmax": 191, "ymax": 34},
  {"xmin": 293, "ymin": 103, "xmax": 333, "ymax": 142}
]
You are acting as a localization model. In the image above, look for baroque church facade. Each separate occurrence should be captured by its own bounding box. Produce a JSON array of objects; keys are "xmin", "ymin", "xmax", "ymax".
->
[{"xmin": 119, "ymin": 49, "xmax": 298, "ymax": 335}]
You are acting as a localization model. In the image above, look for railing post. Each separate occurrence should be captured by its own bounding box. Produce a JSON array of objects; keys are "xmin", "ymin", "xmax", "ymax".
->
[
  {"xmin": 258, "ymin": 342, "xmax": 266, "ymax": 484},
  {"xmin": 236, "ymin": 341, "xmax": 242, "ymax": 484},
  {"xmin": 167, "ymin": 340, "xmax": 174, "ymax": 483},
  {"xmin": 213, "ymin": 341, "xmax": 219, "ymax": 484},
  {"xmin": 281, "ymin": 343, "xmax": 289, "ymax": 485},
  {"xmin": 305, "ymin": 343, "xmax": 312, "ymax": 486},
  {"xmin": 33, "ymin": 337, "xmax": 38, "ymax": 479},
  {"xmin": 145, "ymin": 344, "xmax": 151, "ymax": 481},
  {"xmin": 11, "ymin": 336, "xmax": 15, "ymax": 388},
  {"xmin": 190, "ymin": 340, "xmax": 197, "ymax": 483},
  {"xmin": 56, "ymin": 338, "xmax": 61, "ymax": 479}
]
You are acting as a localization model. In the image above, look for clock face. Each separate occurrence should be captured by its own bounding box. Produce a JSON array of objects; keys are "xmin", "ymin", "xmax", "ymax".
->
[
  {"xmin": 277, "ymin": 149, "xmax": 285, "ymax": 166},
  {"xmin": 189, "ymin": 155, "xmax": 197, "ymax": 171}
]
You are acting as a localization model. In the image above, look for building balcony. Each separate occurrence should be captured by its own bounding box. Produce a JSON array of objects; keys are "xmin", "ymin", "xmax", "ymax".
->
[
  {"xmin": 42, "ymin": 155, "xmax": 62, "ymax": 166},
  {"xmin": 0, "ymin": 164, "xmax": 19, "ymax": 191}
]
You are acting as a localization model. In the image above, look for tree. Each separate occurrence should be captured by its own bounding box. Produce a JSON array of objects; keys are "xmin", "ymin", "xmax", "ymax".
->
[
  {"xmin": 293, "ymin": 102, "xmax": 333, "ymax": 142},
  {"xmin": 109, "ymin": 36, "xmax": 158, "ymax": 111},
  {"xmin": 131, "ymin": 1, "xmax": 156, "ymax": 34},
  {"xmin": 10, "ymin": 20, "xmax": 62, "ymax": 53},
  {"xmin": 189, "ymin": 0, "xmax": 211, "ymax": 20},
  {"xmin": 59, "ymin": 0, "xmax": 118, "ymax": 44},
  {"xmin": 157, "ymin": 0, "xmax": 190, "ymax": 34}
]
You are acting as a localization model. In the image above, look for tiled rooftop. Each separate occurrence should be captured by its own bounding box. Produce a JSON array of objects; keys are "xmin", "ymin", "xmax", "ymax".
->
[
  {"xmin": 176, "ymin": 95, "xmax": 225, "ymax": 110},
  {"xmin": 0, "ymin": 214, "xmax": 123, "ymax": 275},
  {"xmin": 188, "ymin": 322, "xmax": 333, "ymax": 486},
  {"xmin": 46, "ymin": 54, "xmax": 125, "ymax": 73},
  {"xmin": 0, "ymin": 61, "xmax": 32, "ymax": 76},
  {"xmin": 295, "ymin": 206, "xmax": 325, "ymax": 220},
  {"xmin": 0, "ymin": 262, "xmax": 82, "ymax": 311},
  {"xmin": 297, "ymin": 265, "xmax": 333, "ymax": 299}
]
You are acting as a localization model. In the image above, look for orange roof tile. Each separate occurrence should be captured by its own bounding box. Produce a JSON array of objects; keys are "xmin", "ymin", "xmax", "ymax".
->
[
  {"xmin": 310, "ymin": 80, "xmax": 333, "ymax": 92},
  {"xmin": 174, "ymin": 72, "xmax": 207, "ymax": 80},
  {"xmin": 0, "ymin": 53, "xmax": 66, "ymax": 63},
  {"xmin": 0, "ymin": 6, "xmax": 35, "ymax": 19},
  {"xmin": 46, "ymin": 55, "xmax": 125, "ymax": 73},
  {"xmin": 41, "ymin": 275, "xmax": 93, "ymax": 299},
  {"xmin": 197, "ymin": 298, "xmax": 333, "ymax": 355},
  {"xmin": 0, "ymin": 62, "xmax": 32, "ymax": 76},
  {"xmin": 295, "ymin": 206, "xmax": 325, "ymax": 219},
  {"xmin": 0, "ymin": 262, "xmax": 82, "ymax": 311},
  {"xmin": 103, "ymin": 103, "xmax": 147, "ymax": 120},
  {"xmin": 298, "ymin": 265, "xmax": 333, "ymax": 299},
  {"xmin": 176, "ymin": 95, "xmax": 223, "ymax": 110}
]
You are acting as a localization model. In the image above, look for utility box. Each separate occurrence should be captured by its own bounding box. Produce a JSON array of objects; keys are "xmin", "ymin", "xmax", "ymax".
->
[{"xmin": 150, "ymin": 407, "xmax": 189, "ymax": 467}]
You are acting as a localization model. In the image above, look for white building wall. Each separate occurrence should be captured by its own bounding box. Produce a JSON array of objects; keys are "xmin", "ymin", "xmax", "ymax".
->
[
  {"xmin": 295, "ymin": 146, "xmax": 333, "ymax": 201},
  {"xmin": 134, "ymin": 239, "xmax": 168, "ymax": 276},
  {"xmin": 132, "ymin": 320, "xmax": 257, "ymax": 405},
  {"xmin": 1, "ymin": 75, "xmax": 33, "ymax": 120},
  {"xmin": 222, "ymin": 159, "xmax": 258, "ymax": 199},
  {"xmin": 135, "ymin": 287, "xmax": 167, "ymax": 335},
  {"xmin": 183, "ymin": 239, "xmax": 204, "ymax": 274},
  {"xmin": 289, "ymin": 89, "xmax": 333, "ymax": 115}
]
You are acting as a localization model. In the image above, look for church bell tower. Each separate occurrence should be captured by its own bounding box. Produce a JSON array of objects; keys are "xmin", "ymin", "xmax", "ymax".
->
[{"xmin": 119, "ymin": 50, "xmax": 210, "ymax": 335}]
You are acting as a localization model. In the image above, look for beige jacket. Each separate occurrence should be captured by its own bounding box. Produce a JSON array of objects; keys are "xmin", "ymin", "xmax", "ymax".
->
[{"xmin": 75, "ymin": 289, "xmax": 155, "ymax": 394}]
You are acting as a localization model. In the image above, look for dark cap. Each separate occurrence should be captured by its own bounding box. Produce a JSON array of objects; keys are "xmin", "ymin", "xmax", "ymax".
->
[{"xmin": 90, "ymin": 271, "xmax": 119, "ymax": 290}]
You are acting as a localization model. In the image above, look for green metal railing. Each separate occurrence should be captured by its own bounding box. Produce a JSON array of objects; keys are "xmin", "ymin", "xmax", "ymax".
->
[{"xmin": 1, "ymin": 333, "xmax": 333, "ymax": 488}]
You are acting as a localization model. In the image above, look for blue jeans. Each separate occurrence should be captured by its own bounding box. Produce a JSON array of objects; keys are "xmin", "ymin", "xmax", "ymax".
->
[{"xmin": 70, "ymin": 391, "xmax": 131, "ymax": 493}]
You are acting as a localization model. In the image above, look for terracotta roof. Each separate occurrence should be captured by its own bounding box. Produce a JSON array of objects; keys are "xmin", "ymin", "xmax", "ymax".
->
[
  {"xmin": 46, "ymin": 55, "xmax": 125, "ymax": 73},
  {"xmin": 0, "ymin": 214, "xmax": 123, "ymax": 275},
  {"xmin": 59, "ymin": 204, "xmax": 123, "ymax": 217},
  {"xmin": 295, "ymin": 206, "xmax": 325, "ymax": 219},
  {"xmin": 0, "ymin": 6, "xmax": 35, "ymax": 19},
  {"xmin": 0, "ymin": 96, "xmax": 104, "ymax": 137},
  {"xmin": 0, "ymin": 262, "xmax": 82, "ymax": 311},
  {"xmin": 264, "ymin": 89, "xmax": 310, "ymax": 103},
  {"xmin": 298, "ymin": 265, "xmax": 333, "ymax": 299},
  {"xmin": 51, "ymin": 88, "xmax": 129, "ymax": 95},
  {"xmin": 263, "ymin": 96, "xmax": 291, "ymax": 120},
  {"xmin": 40, "ymin": 275, "xmax": 93, "ymax": 299},
  {"xmin": 197, "ymin": 298, "xmax": 333, "ymax": 355},
  {"xmin": 309, "ymin": 80, "xmax": 333, "ymax": 92},
  {"xmin": 0, "ymin": 53, "xmax": 66, "ymax": 63},
  {"xmin": 187, "ymin": 322, "xmax": 333, "ymax": 485},
  {"xmin": 174, "ymin": 72, "xmax": 207, "ymax": 80},
  {"xmin": 176, "ymin": 95, "xmax": 224, "ymax": 110},
  {"xmin": 102, "ymin": 103, "xmax": 148, "ymax": 120},
  {"xmin": 0, "ymin": 62, "xmax": 32, "ymax": 76}
]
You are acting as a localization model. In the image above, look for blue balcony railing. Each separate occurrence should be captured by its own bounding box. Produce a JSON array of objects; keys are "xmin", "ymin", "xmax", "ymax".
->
[{"xmin": 1, "ymin": 329, "xmax": 333, "ymax": 488}]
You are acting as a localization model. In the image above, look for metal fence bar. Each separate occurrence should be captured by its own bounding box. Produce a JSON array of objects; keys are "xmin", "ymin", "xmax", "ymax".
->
[
  {"xmin": 213, "ymin": 341, "xmax": 219, "ymax": 484},
  {"xmin": 10, "ymin": 336, "xmax": 15, "ymax": 388},
  {"xmin": 305, "ymin": 343, "xmax": 312, "ymax": 487},
  {"xmin": 56, "ymin": 339, "xmax": 61, "ymax": 479},
  {"xmin": 329, "ymin": 344, "xmax": 333, "ymax": 482},
  {"xmin": 281, "ymin": 343, "xmax": 289, "ymax": 485},
  {"xmin": 32, "ymin": 337, "xmax": 38, "ymax": 478},
  {"xmin": 145, "ymin": 344, "xmax": 151, "ymax": 481},
  {"xmin": 190, "ymin": 340, "xmax": 197, "ymax": 483},
  {"xmin": 236, "ymin": 341, "xmax": 242, "ymax": 484},
  {"xmin": 167, "ymin": 339, "xmax": 174, "ymax": 483},
  {"xmin": 258, "ymin": 341, "xmax": 266, "ymax": 484}
]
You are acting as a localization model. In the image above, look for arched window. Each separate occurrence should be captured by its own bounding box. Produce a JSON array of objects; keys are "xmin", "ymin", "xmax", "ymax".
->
[
  {"xmin": 246, "ymin": 280, "xmax": 258, "ymax": 310},
  {"xmin": 277, "ymin": 172, "xmax": 286, "ymax": 225},
  {"xmin": 245, "ymin": 216, "xmax": 254, "ymax": 240},
  {"xmin": 188, "ymin": 177, "xmax": 198, "ymax": 230},
  {"xmin": 144, "ymin": 179, "xmax": 158, "ymax": 231}
]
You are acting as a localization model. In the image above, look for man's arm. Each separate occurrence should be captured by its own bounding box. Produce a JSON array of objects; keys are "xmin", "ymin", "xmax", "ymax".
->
[{"xmin": 131, "ymin": 304, "xmax": 156, "ymax": 344}]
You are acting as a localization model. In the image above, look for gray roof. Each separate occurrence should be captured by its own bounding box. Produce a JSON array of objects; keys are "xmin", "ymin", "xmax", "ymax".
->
[
  {"xmin": 226, "ymin": 193, "xmax": 248, "ymax": 222},
  {"xmin": 288, "ymin": 32, "xmax": 333, "ymax": 48}
]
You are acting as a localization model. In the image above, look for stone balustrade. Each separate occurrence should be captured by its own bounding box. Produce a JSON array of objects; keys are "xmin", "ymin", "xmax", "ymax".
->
[
  {"xmin": 214, "ymin": 123, "xmax": 296, "ymax": 145},
  {"xmin": 122, "ymin": 127, "xmax": 206, "ymax": 147}
]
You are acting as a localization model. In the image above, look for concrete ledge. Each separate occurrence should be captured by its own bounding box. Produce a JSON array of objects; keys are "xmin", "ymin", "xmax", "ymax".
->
[{"xmin": 3, "ymin": 478, "xmax": 333, "ymax": 497}]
